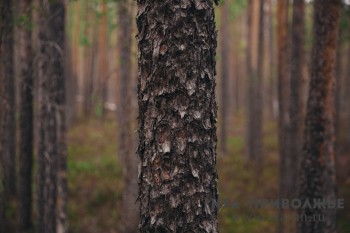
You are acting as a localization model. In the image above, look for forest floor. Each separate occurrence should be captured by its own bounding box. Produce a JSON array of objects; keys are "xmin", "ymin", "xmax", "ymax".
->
[{"xmin": 67, "ymin": 116, "xmax": 350, "ymax": 233}]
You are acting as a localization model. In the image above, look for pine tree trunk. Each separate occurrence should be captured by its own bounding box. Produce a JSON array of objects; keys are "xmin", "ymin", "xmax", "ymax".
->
[
  {"xmin": 0, "ymin": 3, "xmax": 11, "ymax": 232},
  {"xmin": 98, "ymin": 0, "xmax": 108, "ymax": 119},
  {"xmin": 118, "ymin": 0, "xmax": 139, "ymax": 232},
  {"xmin": 137, "ymin": 0, "xmax": 219, "ymax": 231},
  {"xmin": 277, "ymin": 0, "xmax": 289, "ymax": 232},
  {"xmin": 18, "ymin": 0, "xmax": 34, "ymax": 232},
  {"xmin": 298, "ymin": 1, "xmax": 340, "ymax": 232},
  {"xmin": 246, "ymin": 0, "xmax": 255, "ymax": 160},
  {"xmin": 255, "ymin": 0, "xmax": 264, "ymax": 161},
  {"xmin": 289, "ymin": 0, "xmax": 305, "ymax": 198},
  {"xmin": 37, "ymin": 1, "xmax": 66, "ymax": 233},
  {"xmin": 220, "ymin": 1, "xmax": 229, "ymax": 154}
]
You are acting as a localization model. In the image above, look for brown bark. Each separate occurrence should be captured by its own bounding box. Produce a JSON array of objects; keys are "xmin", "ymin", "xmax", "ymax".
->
[
  {"xmin": 18, "ymin": 0, "xmax": 34, "ymax": 232},
  {"xmin": 0, "ymin": 2, "xmax": 11, "ymax": 232},
  {"xmin": 137, "ymin": 0, "xmax": 219, "ymax": 232},
  {"xmin": 37, "ymin": 1, "xmax": 66, "ymax": 233},
  {"xmin": 289, "ymin": 0, "xmax": 306, "ymax": 198},
  {"xmin": 277, "ymin": 0, "xmax": 289, "ymax": 232},
  {"xmin": 98, "ymin": 0, "xmax": 108, "ymax": 118},
  {"xmin": 298, "ymin": 1, "xmax": 340, "ymax": 232},
  {"xmin": 118, "ymin": 0, "xmax": 139, "ymax": 232},
  {"xmin": 219, "ymin": 1, "xmax": 229, "ymax": 154},
  {"xmin": 246, "ymin": 0, "xmax": 254, "ymax": 160},
  {"xmin": 255, "ymin": 0, "xmax": 264, "ymax": 161}
]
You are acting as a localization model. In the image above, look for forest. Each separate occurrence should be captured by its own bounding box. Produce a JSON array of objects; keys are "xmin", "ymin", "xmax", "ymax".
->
[{"xmin": 0, "ymin": 0, "xmax": 349, "ymax": 232}]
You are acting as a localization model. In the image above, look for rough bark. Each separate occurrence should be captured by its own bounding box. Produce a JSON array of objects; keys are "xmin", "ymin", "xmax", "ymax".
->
[
  {"xmin": 219, "ymin": 1, "xmax": 228, "ymax": 154},
  {"xmin": 18, "ymin": 0, "xmax": 34, "ymax": 232},
  {"xmin": 137, "ymin": 0, "xmax": 219, "ymax": 232},
  {"xmin": 118, "ymin": 0, "xmax": 139, "ymax": 232},
  {"xmin": 298, "ymin": 1, "xmax": 340, "ymax": 233},
  {"xmin": 277, "ymin": 0, "xmax": 289, "ymax": 232},
  {"xmin": 37, "ymin": 1, "xmax": 66, "ymax": 233},
  {"xmin": 289, "ymin": 0, "xmax": 305, "ymax": 198}
]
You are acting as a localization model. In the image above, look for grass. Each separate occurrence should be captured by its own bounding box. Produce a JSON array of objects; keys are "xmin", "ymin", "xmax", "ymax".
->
[{"xmin": 66, "ymin": 117, "xmax": 350, "ymax": 233}]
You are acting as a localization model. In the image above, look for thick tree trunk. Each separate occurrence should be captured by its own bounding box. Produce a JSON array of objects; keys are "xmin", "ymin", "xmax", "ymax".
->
[
  {"xmin": 277, "ymin": 0, "xmax": 289, "ymax": 232},
  {"xmin": 37, "ymin": 1, "xmax": 66, "ymax": 233},
  {"xmin": 220, "ymin": 1, "xmax": 229, "ymax": 154},
  {"xmin": 289, "ymin": 0, "xmax": 305, "ymax": 198},
  {"xmin": 118, "ymin": 0, "xmax": 139, "ymax": 232},
  {"xmin": 298, "ymin": 1, "xmax": 340, "ymax": 233},
  {"xmin": 137, "ymin": 0, "xmax": 219, "ymax": 232},
  {"xmin": 18, "ymin": 0, "xmax": 34, "ymax": 232}
]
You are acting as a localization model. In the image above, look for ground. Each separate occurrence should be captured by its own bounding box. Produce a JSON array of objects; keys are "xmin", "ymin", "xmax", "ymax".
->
[{"xmin": 66, "ymin": 115, "xmax": 350, "ymax": 233}]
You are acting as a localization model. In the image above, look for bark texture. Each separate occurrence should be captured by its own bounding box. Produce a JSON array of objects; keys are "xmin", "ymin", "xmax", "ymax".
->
[
  {"xmin": 289, "ymin": 0, "xmax": 305, "ymax": 198},
  {"xmin": 18, "ymin": 0, "xmax": 34, "ymax": 232},
  {"xmin": 137, "ymin": 0, "xmax": 219, "ymax": 232},
  {"xmin": 37, "ymin": 1, "xmax": 67, "ymax": 233},
  {"xmin": 118, "ymin": 0, "xmax": 139, "ymax": 232},
  {"xmin": 298, "ymin": 1, "xmax": 340, "ymax": 233}
]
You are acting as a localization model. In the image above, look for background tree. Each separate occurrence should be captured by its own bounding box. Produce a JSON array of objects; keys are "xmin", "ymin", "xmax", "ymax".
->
[
  {"xmin": 37, "ymin": 1, "xmax": 67, "ymax": 233},
  {"xmin": 137, "ymin": 0, "xmax": 219, "ymax": 231},
  {"xmin": 298, "ymin": 0, "xmax": 340, "ymax": 232},
  {"xmin": 18, "ymin": 0, "xmax": 34, "ymax": 232},
  {"xmin": 289, "ymin": 0, "xmax": 306, "ymax": 198},
  {"xmin": 118, "ymin": 0, "xmax": 139, "ymax": 232},
  {"xmin": 277, "ymin": 0, "xmax": 289, "ymax": 232},
  {"xmin": 220, "ymin": 0, "xmax": 229, "ymax": 154},
  {"xmin": 0, "ymin": 0, "xmax": 15, "ymax": 231}
]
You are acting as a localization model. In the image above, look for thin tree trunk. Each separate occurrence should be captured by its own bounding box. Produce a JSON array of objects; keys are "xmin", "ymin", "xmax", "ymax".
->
[
  {"xmin": 298, "ymin": 1, "xmax": 340, "ymax": 232},
  {"xmin": 18, "ymin": 0, "xmax": 34, "ymax": 232},
  {"xmin": 0, "ymin": 3, "xmax": 12, "ymax": 232},
  {"xmin": 255, "ymin": 0, "xmax": 264, "ymax": 161},
  {"xmin": 37, "ymin": 1, "xmax": 66, "ymax": 233},
  {"xmin": 137, "ymin": 0, "xmax": 219, "ymax": 231},
  {"xmin": 118, "ymin": 0, "xmax": 139, "ymax": 232},
  {"xmin": 220, "ymin": 1, "xmax": 229, "ymax": 154},
  {"xmin": 246, "ymin": 0, "xmax": 254, "ymax": 160},
  {"xmin": 98, "ymin": 0, "xmax": 108, "ymax": 119},
  {"xmin": 277, "ymin": 0, "xmax": 289, "ymax": 232},
  {"xmin": 289, "ymin": 0, "xmax": 305, "ymax": 198}
]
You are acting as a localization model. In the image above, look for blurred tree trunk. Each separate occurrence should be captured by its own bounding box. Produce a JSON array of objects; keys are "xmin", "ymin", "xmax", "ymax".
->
[
  {"xmin": 37, "ymin": 1, "xmax": 67, "ymax": 233},
  {"xmin": 298, "ymin": 1, "xmax": 340, "ymax": 232},
  {"xmin": 255, "ymin": 0, "xmax": 264, "ymax": 161},
  {"xmin": 0, "ymin": 2, "xmax": 12, "ymax": 232},
  {"xmin": 83, "ymin": 4, "xmax": 97, "ymax": 118},
  {"xmin": 98, "ymin": 0, "xmax": 108, "ymax": 119},
  {"xmin": 118, "ymin": 0, "xmax": 139, "ymax": 232},
  {"xmin": 137, "ymin": 0, "xmax": 219, "ymax": 232},
  {"xmin": 277, "ymin": 0, "xmax": 289, "ymax": 232},
  {"xmin": 220, "ymin": 1, "xmax": 229, "ymax": 154},
  {"xmin": 266, "ymin": 0, "xmax": 276, "ymax": 120},
  {"xmin": 289, "ymin": 0, "xmax": 305, "ymax": 198},
  {"xmin": 18, "ymin": 0, "xmax": 34, "ymax": 232},
  {"xmin": 246, "ymin": 0, "xmax": 254, "ymax": 160}
]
